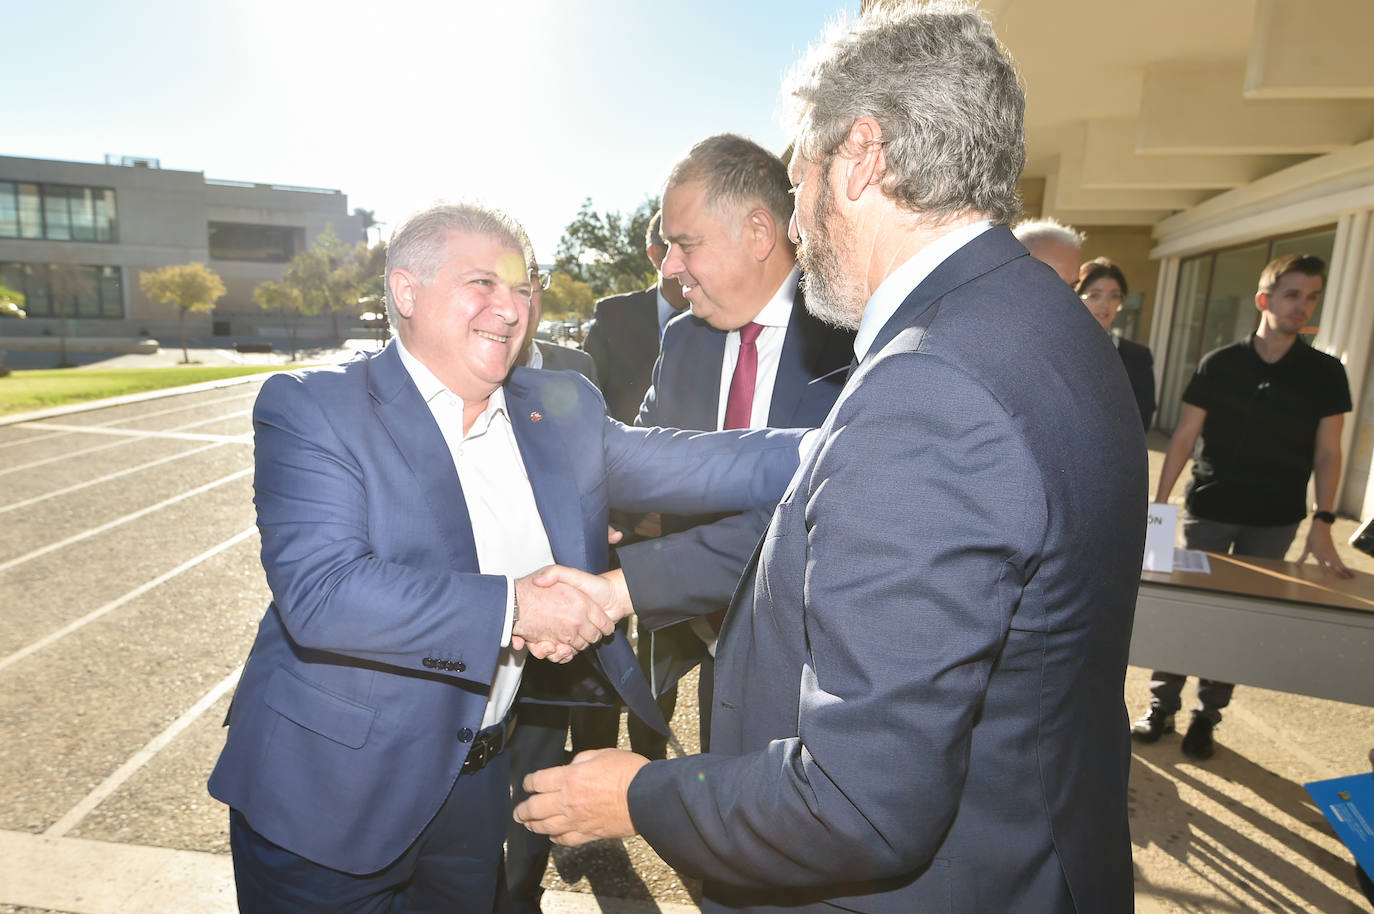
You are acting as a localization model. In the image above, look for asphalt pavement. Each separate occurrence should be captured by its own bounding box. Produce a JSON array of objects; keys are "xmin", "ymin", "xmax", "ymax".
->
[{"xmin": 1, "ymin": 367, "xmax": 1371, "ymax": 913}]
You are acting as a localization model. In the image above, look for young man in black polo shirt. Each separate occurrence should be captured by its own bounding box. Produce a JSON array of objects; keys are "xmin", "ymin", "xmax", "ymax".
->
[{"xmin": 1133, "ymin": 253, "xmax": 1353, "ymax": 759}]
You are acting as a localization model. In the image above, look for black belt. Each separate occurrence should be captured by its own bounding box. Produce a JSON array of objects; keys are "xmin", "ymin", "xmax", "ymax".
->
[{"xmin": 461, "ymin": 710, "xmax": 518, "ymax": 775}]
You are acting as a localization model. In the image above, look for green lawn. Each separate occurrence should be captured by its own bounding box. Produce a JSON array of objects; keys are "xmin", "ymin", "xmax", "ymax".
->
[{"xmin": 0, "ymin": 364, "xmax": 295, "ymax": 417}]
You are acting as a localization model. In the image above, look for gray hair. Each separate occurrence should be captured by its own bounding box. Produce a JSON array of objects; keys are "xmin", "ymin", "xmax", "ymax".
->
[
  {"xmin": 664, "ymin": 134, "xmax": 794, "ymax": 235},
  {"xmin": 384, "ymin": 202, "xmax": 533, "ymax": 326},
  {"xmin": 1012, "ymin": 217, "xmax": 1084, "ymax": 250},
  {"xmin": 785, "ymin": 3, "xmax": 1025, "ymax": 226}
]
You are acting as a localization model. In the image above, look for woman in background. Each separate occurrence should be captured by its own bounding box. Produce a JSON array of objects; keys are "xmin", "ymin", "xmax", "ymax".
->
[{"xmin": 1078, "ymin": 257, "xmax": 1155, "ymax": 431}]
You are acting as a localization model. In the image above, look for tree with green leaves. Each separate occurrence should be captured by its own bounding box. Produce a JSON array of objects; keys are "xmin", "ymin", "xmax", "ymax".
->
[
  {"xmin": 0, "ymin": 281, "xmax": 23, "ymax": 309},
  {"xmin": 540, "ymin": 272, "xmax": 596, "ymax": 322},
  {"xmin": 138, "ymin": 262, "xmax": 227, "ymax": 363},
  {"xmin": 554, "ymin": 197, "xmax": 660, "ymax": 298},
  {"xmin": 283, "ymin": 225, "xmax": 384, "ymax": 339},
  {"xmin": 0, "ymin": 281, "xmax": 25, "ymax": 322},
  {"xmin": 253, "ymin": 279, "xmax": 311, "ymax": 362}
]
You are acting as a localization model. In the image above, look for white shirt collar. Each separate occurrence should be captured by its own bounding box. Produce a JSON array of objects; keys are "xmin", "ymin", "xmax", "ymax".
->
[
  {"xmin": 395, "ymin": 337, "xmax": 508, "ymax": 425},
  {"xmin": 854, "ymin": 221, "xmax": 991, "ymax": 361},
  {"xmin": 751, "ymin": 264, "xmax": 800, "ymax": 329}
]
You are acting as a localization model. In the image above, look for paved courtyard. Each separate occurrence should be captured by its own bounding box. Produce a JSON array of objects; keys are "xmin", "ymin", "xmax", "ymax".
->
[{"xmin": 0, "ymin": 373, "xmax": 1371, "ymax": 912}]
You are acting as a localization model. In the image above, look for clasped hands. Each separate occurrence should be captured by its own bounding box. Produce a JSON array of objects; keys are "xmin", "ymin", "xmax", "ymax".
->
[{"xmin": 510, "ymin": 564, "xmax": 633, "ymax": 662}]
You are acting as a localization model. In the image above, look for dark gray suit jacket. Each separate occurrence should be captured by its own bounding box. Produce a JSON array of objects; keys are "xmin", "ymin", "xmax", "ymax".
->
[
  {"xmin": 1118, "ymin": 336, "xmax": 1156, "ymax": 430},
  {"xmin": 628, "ymin": 227, "xmax": 1145, "ymax": 913},
  {"xmin": 582, "ymin": 287, "xmax": 660, "ymax": 423},
  {"xmin": 533, "ymin": 340, "xmax": 598, "ymax": 386}
]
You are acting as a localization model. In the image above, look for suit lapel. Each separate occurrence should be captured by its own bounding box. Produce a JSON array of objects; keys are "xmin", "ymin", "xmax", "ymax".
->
[
  {"xmin": 682, "ymin": 319, "xmax": 726, "ymax": 429},
  {"xmin": 507, "ymin": 369, "xmax": 668, "ymax": 734},
  {"xmin": 369, "ymin": 344, "xmax": 481, "ymax": 569},
  {"xmin": 766, "ymin": 287, "xmax": 815, "ymax": 425},
  {"xmin": 866, "ymin": 225, "xmax": 1028, "ymax": 362},
  {"xmin": 503, "ymin": 372, "xmax": 587, "ymax": 569}
]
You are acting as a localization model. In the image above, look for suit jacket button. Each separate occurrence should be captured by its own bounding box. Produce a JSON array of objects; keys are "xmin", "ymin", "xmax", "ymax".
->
[
  {"xmin": 454, "ymin": 661, "xmax": 466, "ymax": 673},
  {"xmin": 422, "ymin": 658, "xmax": 436, "ymax": 669},
  {"xmin": 458, "ymin": 727, "xmax": 474, "ymax": 743}
]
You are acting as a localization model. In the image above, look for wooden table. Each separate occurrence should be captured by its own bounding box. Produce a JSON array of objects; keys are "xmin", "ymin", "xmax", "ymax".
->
[{"xmin": 1132, "ymin": 553, "xmax": 1374, "ymax": 707}]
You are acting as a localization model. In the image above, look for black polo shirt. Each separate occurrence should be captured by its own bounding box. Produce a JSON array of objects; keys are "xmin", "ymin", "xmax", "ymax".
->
[{"xmin": 1184, "ymin": 335, "xmax": 1350, "ymax": 526}]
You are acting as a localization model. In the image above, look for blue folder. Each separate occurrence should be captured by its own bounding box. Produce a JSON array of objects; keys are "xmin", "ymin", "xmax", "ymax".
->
[{"xmin": 1306, "ymin": 771, "xmax": 1374, "ymax": 878}]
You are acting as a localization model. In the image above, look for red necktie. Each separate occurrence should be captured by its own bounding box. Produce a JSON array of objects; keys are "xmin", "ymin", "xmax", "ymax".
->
[
  {"xmin": 723, "ymin": 322, "xmax": 764, "ymax": 430},
  {"xmin": 708, "ymin": 322, "xmax": 764, "ymax": 636}
]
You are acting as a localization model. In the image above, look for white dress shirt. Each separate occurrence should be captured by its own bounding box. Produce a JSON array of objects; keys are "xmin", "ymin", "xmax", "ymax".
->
[
  {"xmin": 692, "ymin": 265, "xmax": 801, "ymax": 653},
  {"xmin": 714, "ymin": 265, "xmax": 801, "ymax": 430},
  {"xmin": 854, "ymin": 221, "xmax": 991, "ymax": 362},
  {"xmin": 396, "ymin": 340, "xmax": 555, "ymax": 730}
]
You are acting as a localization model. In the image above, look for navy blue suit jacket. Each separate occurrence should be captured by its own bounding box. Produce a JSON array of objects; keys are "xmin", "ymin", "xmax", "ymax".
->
[
  {"xmin": 207, "ymin": 343, "xmax": 802, "ymax": 875},
  {"xmin": 629, "ymin": 227, "xmax": 1145, "ymax": 913},
  {"xmin": 618, "ymin": 284, "xmax": 853, "ymax": 694}
]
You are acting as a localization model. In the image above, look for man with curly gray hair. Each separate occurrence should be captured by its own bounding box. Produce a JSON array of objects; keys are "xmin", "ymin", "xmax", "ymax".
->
[{"xmin": 517, "ymin": 7, "xmax": 1144, "ymax": 912}]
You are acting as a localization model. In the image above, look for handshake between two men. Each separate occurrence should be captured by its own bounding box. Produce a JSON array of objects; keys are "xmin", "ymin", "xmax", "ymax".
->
[{"xmin": 510, "ymin": 563, "xmax": 631, "ymax": 663}]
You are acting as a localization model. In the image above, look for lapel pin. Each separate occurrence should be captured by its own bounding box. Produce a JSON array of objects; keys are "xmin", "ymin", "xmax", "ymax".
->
[{"xmin": 529, "ymin": 411, "xmax": 543, "ymax": 422}]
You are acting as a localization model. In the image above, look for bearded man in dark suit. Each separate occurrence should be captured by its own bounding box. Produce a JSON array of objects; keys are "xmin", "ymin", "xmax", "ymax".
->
[{"xmin": 518, "ymin": 8, "xmax": 1146, "ymax": 912}]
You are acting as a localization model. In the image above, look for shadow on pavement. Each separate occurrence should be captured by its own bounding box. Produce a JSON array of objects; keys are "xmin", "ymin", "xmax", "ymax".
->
[{"xmin": 1130, "ymin": 743, "xmax": 1369, "ymax": 912}]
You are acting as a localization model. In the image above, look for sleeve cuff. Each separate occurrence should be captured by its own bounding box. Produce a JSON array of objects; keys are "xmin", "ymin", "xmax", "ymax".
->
[{"xmin": 501, "ymin": 576, "xmax": 515, "ymax": 648}]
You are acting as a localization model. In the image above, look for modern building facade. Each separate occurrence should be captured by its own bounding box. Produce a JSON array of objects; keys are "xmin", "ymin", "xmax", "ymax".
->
[{"xmin": 0, "ymin": 154, "xmax": 364, "ymax": 340}]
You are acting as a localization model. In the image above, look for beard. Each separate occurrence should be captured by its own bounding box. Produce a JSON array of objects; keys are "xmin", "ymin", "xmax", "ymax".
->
[{"xmin": 797, "ymin": 176, "xmax": 866, "ymax": 330}]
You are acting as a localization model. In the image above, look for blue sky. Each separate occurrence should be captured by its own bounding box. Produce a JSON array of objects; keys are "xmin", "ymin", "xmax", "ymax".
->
[{"xmin": 3, "ymin": 0, "xmax": 859, "ymax": 257}]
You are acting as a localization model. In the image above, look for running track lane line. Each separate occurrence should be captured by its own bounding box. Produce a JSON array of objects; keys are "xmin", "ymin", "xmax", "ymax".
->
[
  {"xmin": 0, "ymin": 410, "xmax": 252, "ymax": 477},
  {"xmin": 0, "ymin": 525, "xmax": 259, "ymax": 674},
  {"xmin": 13, "ymin": 422, "xmax": 252, "ymax": 444},
  {"xmin": 44, "ymin": 662, "xmax": 245, "ymax": 837},
  {"xmin": 0, "ymin": 467, "xmax": 253, "ymax": 574},
  {"xmin": 0, "ymin": 441, "xmax": 227, "ymax": 515},
  {"xmin": 0, "ymin": 390, "xmax": 259, "ymax": 451}
]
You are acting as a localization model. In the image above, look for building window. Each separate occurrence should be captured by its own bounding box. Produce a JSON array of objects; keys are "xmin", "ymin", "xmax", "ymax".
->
[
  {"xmin": 1158, "ymin": 227, "xmax": 1337, "ymax": 431},
  {"xmin": 0, "ymin": 262, "xmax": 123, "ymax": 319},
  {"xmin": 208, "ymin": 222, "xmax": 302, "ymax": 263},
  {"xmin": 0, "ymin": 181, "xmax": 117, "ymax": 242}
]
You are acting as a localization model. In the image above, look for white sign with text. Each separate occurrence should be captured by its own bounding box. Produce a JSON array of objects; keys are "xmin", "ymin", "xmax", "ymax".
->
[{"xmin": 1143, "ymin": 503, "xmax": 1179, "ymax": 573}]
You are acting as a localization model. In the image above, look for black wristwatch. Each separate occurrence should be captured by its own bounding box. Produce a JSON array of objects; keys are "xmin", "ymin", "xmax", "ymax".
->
[{"xmin": 1313, "ymin": 510, "xmax": 1337, "ymax": 525}]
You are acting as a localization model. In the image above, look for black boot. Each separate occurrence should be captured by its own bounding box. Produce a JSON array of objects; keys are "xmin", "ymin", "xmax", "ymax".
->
[
  {"xmin": 1130, "ymin": 707, "xmax": 1175, "ymax": 743},
  {"xmin": 1181, "ymin": 713, "xmax": 1216, "ymax": 760}
]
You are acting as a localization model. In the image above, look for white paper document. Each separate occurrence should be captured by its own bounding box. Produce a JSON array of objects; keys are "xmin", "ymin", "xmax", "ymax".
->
[
  {"xmin": 1171, "ymin": 549, "xmax": 1212, "ymax": 574},
  {"xmin": 1143, "ymin": 503, "xmax": 1178, "ymax": 573}
]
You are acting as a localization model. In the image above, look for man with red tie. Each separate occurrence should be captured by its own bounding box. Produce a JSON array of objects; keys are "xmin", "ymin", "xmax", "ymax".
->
[{"xmin": 619, "ymin": 133, "xmax": 854, "ymax": 754}]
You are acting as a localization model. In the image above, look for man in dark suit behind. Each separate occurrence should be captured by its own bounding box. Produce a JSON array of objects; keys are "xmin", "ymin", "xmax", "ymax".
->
[
  {"xmin": 620, "ymin": 133, "xmax": 853, "ymax": 758},
  {"xmin": 582, "ymin": 211, "xmax": 688, "ymax": 424},
  {"xmin": 518, "ymin": 7, "xmax": 1145, "ymax": 912},
  {"xmin": 1075, "ymin": 257, "xmax": 1156, "ymax": 430}
]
